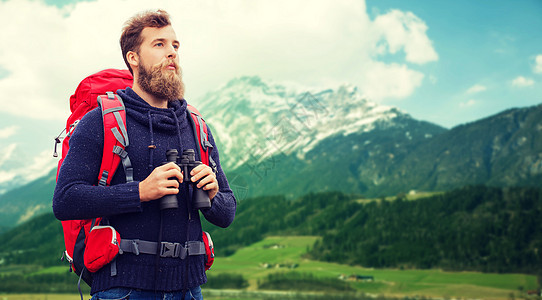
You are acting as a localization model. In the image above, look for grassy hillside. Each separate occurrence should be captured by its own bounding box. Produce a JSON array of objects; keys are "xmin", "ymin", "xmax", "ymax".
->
[
  {"xmin": 209, "ymin": 236, "xmax": 537, "ymax": 299},
  {"xmin": 0, "ymin": 213, "xmax": 64, "ymax": 266},
  {"xmin": 0, "ymin": 169, "xmax": 56, "ymax": 232}
]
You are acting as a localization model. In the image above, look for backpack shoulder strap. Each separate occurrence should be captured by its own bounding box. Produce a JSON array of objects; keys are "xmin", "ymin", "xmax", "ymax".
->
[
  {"xmin": 97, "ymin": 92, "xmax": 133, "ymax": 186},
  {"xmin": 186, "ymin": 104, "xmax": 217, "ymax": 173}
]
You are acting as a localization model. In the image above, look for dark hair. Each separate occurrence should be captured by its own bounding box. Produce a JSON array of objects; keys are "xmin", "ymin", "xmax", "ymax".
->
[{"xmin": 120, "ymin": 9, "xmax": 172, "ymax": 74}]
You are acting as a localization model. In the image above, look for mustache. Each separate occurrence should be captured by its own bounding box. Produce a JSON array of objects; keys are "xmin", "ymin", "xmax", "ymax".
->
[{"xmin": 159, "ymin": 59, "xmax": 179, "ymax": 70}]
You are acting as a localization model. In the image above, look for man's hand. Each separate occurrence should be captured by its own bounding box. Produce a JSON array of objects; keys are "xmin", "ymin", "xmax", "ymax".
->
[
  {"xmin": 190, "ymin": 164, "xmax": 219, "ymax": 200},
  {"xmin": 139, "ymin": 162, "xmax": 183, "ymax": 202}
]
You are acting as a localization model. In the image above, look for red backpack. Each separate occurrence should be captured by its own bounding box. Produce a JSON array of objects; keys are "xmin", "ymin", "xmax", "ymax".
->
[{"xmin": 54, "ymin": 69, "xmax": 215, "ymax": 287}]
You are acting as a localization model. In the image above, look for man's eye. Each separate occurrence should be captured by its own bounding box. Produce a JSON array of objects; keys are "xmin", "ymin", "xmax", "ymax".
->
[{"xmin": 155, "ymin": 42, "xmax": 163, "ymax": 47}]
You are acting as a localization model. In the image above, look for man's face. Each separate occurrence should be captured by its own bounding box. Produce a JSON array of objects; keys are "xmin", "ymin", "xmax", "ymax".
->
[{"xmin": 136, "ymin": 25, "xmax": 184, "ymax": 101}]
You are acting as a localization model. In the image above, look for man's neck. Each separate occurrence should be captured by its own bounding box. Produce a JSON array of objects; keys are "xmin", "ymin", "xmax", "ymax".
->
[{"xmin": 132, "ymin": 83, "xmax": 168, "ymax": 109}]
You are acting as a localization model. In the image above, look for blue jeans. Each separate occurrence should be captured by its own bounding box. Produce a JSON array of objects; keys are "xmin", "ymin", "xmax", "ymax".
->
[{"xmin": 91, "ymin": 286, "xmax": 203, "ymax": 300}]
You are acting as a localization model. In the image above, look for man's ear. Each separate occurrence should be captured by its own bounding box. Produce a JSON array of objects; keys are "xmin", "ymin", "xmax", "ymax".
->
[{"xmin": 127, "ymin": 51, "xmax": 139, "ymax": 70}]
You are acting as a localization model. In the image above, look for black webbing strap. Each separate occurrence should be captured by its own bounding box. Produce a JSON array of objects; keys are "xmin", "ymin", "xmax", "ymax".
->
[
  {"xmin": 119, "ymin": 239, "xmax": 205, "ymax": 259},
  {"xmin": 112, "ymin": 146, "xmax": 134, "ymax": 183}
]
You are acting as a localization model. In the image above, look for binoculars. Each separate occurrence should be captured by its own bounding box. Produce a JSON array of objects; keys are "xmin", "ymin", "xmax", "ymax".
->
[{"xmin": 160, "ymin": 149, "xmax": 212, "ymax": 210}]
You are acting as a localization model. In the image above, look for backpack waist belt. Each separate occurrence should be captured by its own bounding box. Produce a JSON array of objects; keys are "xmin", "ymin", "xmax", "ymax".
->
[{"xmin": 120, "ymin": 239, "xmax": 206, "ymax": 259}]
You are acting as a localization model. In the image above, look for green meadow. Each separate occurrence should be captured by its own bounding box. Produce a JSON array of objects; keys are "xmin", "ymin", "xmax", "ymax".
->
[{"xmin": 209, "ymin": 236, "xmax": 537, "ymax": 299}]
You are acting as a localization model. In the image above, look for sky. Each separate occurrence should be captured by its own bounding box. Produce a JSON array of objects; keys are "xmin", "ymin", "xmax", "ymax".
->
[{"xmin": 0, "ymin": 0, "xmax": 541, "ymax": 185}]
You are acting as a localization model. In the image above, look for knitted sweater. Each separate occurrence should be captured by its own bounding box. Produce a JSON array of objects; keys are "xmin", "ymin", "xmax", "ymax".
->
[{"xmin": 53, "ymin": 87, "xmax": 236, "ymax": 294}]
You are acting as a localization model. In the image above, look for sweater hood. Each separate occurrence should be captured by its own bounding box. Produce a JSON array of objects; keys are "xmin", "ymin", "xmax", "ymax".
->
[{"xmin": 117, "ymin": 87, "xmax": 188, "ymax": 132}]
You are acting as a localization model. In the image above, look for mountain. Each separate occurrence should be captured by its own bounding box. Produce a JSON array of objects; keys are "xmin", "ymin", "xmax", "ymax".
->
[
  {"xmin": 195, "ymin": 76, "xmax": 445, "ymax": 171},
  {"xmin": 0, "ymin": 212, "xmax": 64, "ymax": 266},
  {"xmin": 194, "ymin": 76, "xmax": 446, "ymax": 198},
  {"xmin": 381, "ymin": 104, "xmax": 542, "ymax": 193},
  {"xmin": 195, "ymin": 76, "xmax": 542, "ymax": 198},
  {"xmin": 0, "ymin": 168, "xmax": 56, "ymax": 232},
  {"xmin": 227, "ymin": 102, "xmax": 542, "ymax": 198}
]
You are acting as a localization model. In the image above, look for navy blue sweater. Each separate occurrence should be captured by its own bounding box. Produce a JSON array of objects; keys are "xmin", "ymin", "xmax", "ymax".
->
[{"xmin": 53, "ymin": 88, "xmax": 236, "ymax": 294}]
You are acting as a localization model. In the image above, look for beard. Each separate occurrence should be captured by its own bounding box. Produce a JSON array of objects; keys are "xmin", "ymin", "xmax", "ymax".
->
[{"xmin": 137, "ymin": 58, "xmax": 185, "ymax": 102}]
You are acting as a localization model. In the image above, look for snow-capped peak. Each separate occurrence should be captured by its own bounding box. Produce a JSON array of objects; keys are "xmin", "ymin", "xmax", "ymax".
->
[{"xmin": 194, "ymin": 76, "xmax": 409, "ymax": 170}]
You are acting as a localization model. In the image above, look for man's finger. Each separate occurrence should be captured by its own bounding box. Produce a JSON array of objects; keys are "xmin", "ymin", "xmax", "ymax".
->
[
  {"xmin": 163, "ymin": 168, "xmax": 184, "ymax": 182},
  {"xmin": 190, "ymin": 165, "xmax": 211, "ymax": 182}
]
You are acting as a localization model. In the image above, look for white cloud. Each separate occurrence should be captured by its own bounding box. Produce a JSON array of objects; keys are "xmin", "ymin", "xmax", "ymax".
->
[
  {"xmin": 0, "ymin": 146, "xmax": 56, "ymax": 185},
  {"xmin": 371, "ymin": 10, "xmax": 439, "ymax": 64},
  {"xmin": 25, "ymin": 149, "xmax": 57, "ymax": 182},
  {"xmin": 0, "ymin": 171, "xmax": 16, "ymax": 186},
  {"xmin": 0, "ymin": 0, "xmax": 439, "ymax": 122},
  {"xmin": 466, "ymin": 84, "xmax": 487, "ymax": 94},
  {"xmin": 361, "ymin": 62, "xmax": 425, "ymax": 101},
  {"xmin": 0, "ymin": 126, "xmax": 18, "ymax": 139},
  {"xmin": 534, "ymin": 54, "xmax": 542, "ymax": 74},
  {"xmin": 511, "ymin": 76, "xmax": 535, "ymax": 87},
  {"xmin": 459, "ymin": 99, "xmax": 476, "ymax": 108},
  {"xmin": 0, "ymin": 143, "xmax": 17, "ymax": 168}
]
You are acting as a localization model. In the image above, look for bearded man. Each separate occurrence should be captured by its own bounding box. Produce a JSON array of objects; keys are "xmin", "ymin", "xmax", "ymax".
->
[{"xmin": 53, "ymin": 10, "xmax": 236, "ymax": 300}]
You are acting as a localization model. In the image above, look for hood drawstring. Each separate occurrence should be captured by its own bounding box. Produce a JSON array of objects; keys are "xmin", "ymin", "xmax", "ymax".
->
[
  {"xmin": 171, "ymin": 108, "xmax": 184, "ymax": 154},
  {"xmin": 146, "ymin": 108, "xmax": 185, "ymax": 171},
  {"xmin": 147, "ymin": 111, "xmax": 156, "ymax": 170}
]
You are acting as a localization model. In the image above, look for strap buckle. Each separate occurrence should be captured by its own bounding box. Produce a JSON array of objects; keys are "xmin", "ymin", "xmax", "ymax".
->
[{"xmin": 160, "ymin": 242, "xmax": 180, "ymax": 258}]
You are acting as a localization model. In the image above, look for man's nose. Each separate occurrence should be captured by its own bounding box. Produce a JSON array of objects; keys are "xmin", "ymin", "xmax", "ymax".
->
[{"xmin": 167, "ymin": 45, "xmax": 177, "ymax": 59}]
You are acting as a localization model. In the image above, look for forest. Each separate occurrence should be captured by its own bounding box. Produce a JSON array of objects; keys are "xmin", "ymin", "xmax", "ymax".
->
[{"xmin": 203, "ymin": 185, "xmax": 542, "ymax": 274}]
